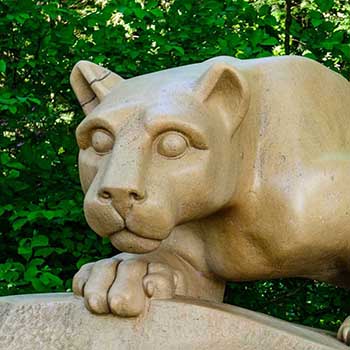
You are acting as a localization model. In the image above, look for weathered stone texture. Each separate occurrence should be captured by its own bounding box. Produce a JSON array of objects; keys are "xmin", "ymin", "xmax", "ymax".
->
[{"xmin": 0, "ymin": 293, "xmax": 347, "ymax": 350}]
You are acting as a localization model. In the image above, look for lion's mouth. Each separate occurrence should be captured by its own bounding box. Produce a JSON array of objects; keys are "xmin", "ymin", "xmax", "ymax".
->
[{"xmin": 109, "ymin": 228, "xmax": 162, "ymax": 253}]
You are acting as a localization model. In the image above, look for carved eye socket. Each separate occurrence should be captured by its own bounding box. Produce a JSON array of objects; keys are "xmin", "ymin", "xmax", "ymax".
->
[
  {"xmin": 157, "ymin": 132, "xmax": 188, "ymax": 158},
  {"xmin": 91, "ymin": 129, "xmax": 114, "ymax": 154}
]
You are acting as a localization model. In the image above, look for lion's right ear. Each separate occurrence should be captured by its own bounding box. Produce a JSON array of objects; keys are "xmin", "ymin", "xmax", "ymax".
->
[
  {"xmin": 194, "ymin": 62, "xmax": 249, "ymax": 136},
  {"xmin": 70, "ymin": 61, "xmax": 124, "ymax": 115}
]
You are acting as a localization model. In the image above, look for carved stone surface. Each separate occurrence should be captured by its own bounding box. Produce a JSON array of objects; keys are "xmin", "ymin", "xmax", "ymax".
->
[
  {"xmin": 69, "ymin": 55, "xmax": 350, "ymax": 344},
  {"xmin": 0, "ymin": 293, "xmax": 347, "ymax": 350}
]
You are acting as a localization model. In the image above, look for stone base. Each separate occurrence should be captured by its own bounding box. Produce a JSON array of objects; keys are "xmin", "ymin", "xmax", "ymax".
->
[{"xmin": 0, "ymin": 293, "xmax": 346, "ymax": 350}]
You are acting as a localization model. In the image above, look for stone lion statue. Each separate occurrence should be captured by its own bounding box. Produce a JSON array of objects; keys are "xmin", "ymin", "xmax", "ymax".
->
[{"xmin": 70, "ymin": 55, "xmax": 350, "ymax": 344}]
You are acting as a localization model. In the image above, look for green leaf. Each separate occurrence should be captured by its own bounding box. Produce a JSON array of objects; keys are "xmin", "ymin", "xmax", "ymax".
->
[
  {"xmin": 13, "ymin": 218, "xmax": 28, "ymax": 230},
  {"xmin": 31, "ymin": 279, "xmax": 46, "ymax": 291},
  {"xmin": 184, "ymin": 3, "xmax": 192, "ymax": 10},
  {"xmin": 7, "ymin": 161, "xmax": 26, "ymax": 170},
  {"xmin": 173, "ymin": 46, "xmax": 185, "ymax": 56},
  {"xmin": 34, "ymin": 247, "xmax": 54, "ymax": 257},
  {"xmin": 134, "ymin": 8, "xmax": 146, "ymax": 19},
  {"xmin": 31, "ymin": 235, "xmax": 49, "ymax": 248},
  {"xmin": 28, "ymin": 211, "xmax": 42, "ymax": 221},
  {"xmin": 339, "ymin": 44, "xmax": 350, "ymax": 60},
  {"xmin": 40, "ymin": 272, "xmax": 63, "ymax": 286},
  {"xmin": 0, "ymin": 204, "xmax": 14, "ymax": 216},
  {"xmin": 311, "ymin": 18, "xmax": 323, "ymax": 27},
  {"xmin": 259, "ymin": 5, "xmax": 270, "ymax": 16},
  {"xmin": 261, "ymin": 37, "xmax": 278, "ymax": 46},
  {"xmin": 8, "ymin": 169, "xmax": 20, "ymax": 178},
  {"xmin": 8, "ymin": 105, "xmax": 17, "ymax": 114},
  {"xmin": 18, "ymin": 238, "xmax": 33, "ymax": 259},
  {"xmin": 0, "ymin": 60, "xmax": 6, "ymax": 73},
  {"xmin": 150, "ymin": 8, "xmax": 163, "ymax": 17},
  {"xmin": 18, "ymin": 245, "xmax": 32, "ymax": 259},
  {"xmin": 28, "ymin": 97, "xmax": 41, "ymax": 105},
  {"xmin": 315, "ymin": 0, "xmax": 334, "ymax": 12},
  {"xmin": 42, "ymin": 210, "xmax": 65, "ymax": 220},
  {"xmin": 28, "ymin": 258, "xmax": 44, "ymax": 267},
  {"xmin": 1, "ymin": 153, "xmax": 10, "ymax": 165}
]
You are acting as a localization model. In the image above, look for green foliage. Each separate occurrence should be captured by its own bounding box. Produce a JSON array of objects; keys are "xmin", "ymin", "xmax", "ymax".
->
[
  {"xmin": 225, "ymin": 279, "xmax": 350, "ymax": 331},
  {"xmin": 1, "ymin": 0, "xmax": 350, "ymax": 331}
]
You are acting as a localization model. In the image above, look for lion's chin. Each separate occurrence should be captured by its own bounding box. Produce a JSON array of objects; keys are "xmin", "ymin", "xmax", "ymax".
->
[{"xmin": 109, "ymin": 229, "xmax": 162, "ymax": 253}]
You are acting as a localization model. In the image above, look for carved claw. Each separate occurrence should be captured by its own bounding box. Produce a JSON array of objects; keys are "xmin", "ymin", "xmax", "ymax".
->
[
  {"xmin": 337, "ymin": 316, "xmax": 350, "ymax": 346},
  {"xmin": 72, "ymin": 256, "xmax": 186, "ymax": 317}
]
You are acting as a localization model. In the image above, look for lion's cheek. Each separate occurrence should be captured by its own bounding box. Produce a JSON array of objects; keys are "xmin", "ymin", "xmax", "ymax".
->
[
  {"xmin": 167, "ymin": 170, "xmax": 219, "ymax": 222},
  {"xmin": 83, "ymin": 183, "xmax": 125, "ymax": 237},
  {"xmin": 78, "ymin": 149, "xmax": 99, "ymax": 194}
]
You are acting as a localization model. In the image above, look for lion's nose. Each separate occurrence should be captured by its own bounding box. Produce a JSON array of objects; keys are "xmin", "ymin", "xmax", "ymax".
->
[
  {"xmin": 98, "ymin": 187, "xmax": 145, "ymax": 206},
  {"xmin": 96, "ymin": 137, "xmax": 147, "ymax": 212}
]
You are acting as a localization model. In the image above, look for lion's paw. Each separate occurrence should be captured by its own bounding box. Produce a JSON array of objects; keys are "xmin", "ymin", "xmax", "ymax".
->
[
  {"xmin": 72, "ymin": 256, "xmax": 186, "ymax": 317},
  {"xmin": 338, "ymin": 316, "xmax": 350, "ymax": 345}
]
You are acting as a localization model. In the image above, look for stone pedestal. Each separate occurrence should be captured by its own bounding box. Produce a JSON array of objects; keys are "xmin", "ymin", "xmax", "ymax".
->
[{"xmin": 0, "ymin": 293, "xmax": 346, "ymax": 350}]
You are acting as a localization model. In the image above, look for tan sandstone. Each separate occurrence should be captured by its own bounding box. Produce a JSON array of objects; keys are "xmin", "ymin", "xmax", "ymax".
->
[
  {"xmin": 70, "ymin": 56, "xmax": 350, "ymax": 344},
  {"xmin": 0, "ymin": 293, "xmax": 347, "ymax": 350}
]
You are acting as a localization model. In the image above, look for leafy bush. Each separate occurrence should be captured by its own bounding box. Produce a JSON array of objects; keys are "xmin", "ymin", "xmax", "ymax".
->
[{"xmin": 1, "ymin": 0, "xmax": 350, "ymax": 331}]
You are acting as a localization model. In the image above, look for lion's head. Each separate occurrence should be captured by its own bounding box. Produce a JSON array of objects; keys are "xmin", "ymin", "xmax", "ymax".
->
[{"xmin": 70, "ymin": 57, "xmax": 250, "ymax": 253}]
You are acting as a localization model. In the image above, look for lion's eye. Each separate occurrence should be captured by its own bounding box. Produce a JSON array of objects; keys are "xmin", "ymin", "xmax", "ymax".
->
[
  {"xmin": 91, "ymin": 129, "xmax": 114, "ymax": 154},
  {"xmin": 157, "ymin": 132, "xmax": 188, "ymax": 158}
]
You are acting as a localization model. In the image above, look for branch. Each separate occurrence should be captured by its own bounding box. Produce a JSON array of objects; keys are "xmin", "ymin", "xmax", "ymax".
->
[{"xmin": 285, "ymin": 0, "xmax": 292, "ymax": 55}]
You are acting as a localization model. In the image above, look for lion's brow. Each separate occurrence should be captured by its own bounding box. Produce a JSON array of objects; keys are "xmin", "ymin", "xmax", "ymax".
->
[{"xmin": 76, "ymin": 105, "xmax": 143, "ymax": 136}]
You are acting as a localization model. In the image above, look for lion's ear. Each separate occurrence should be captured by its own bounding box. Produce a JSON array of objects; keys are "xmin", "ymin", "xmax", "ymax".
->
[
  {"xmin": 70, "ymin": 61, "xmax": 124, "ymax": 115},
  {"xmin": 194, "ymin": 62, "xmax": 250, "ymax": 134}
]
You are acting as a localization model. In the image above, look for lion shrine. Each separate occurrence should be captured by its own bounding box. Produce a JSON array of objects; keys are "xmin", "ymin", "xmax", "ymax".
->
[{"xmin": 70, "ymin": 55, "xmax": 350, "ymax": 345}]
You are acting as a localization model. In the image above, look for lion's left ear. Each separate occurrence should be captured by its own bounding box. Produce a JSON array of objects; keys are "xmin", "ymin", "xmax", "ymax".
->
[
  {"xmin": 194, "ymin": 62, "xmax": 250, "ymax": 134},
  {"xmin": 70, "ymin": 61, "xmax": 124, "ymax": 115}
]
